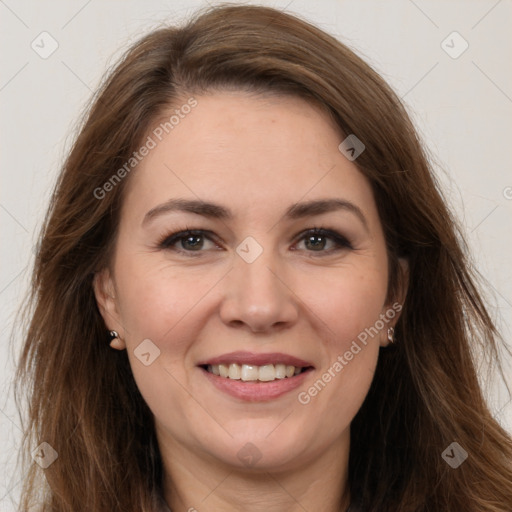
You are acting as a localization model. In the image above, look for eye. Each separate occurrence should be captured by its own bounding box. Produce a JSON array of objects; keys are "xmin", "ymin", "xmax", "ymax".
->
[
  {"xmin": 293, "ymin": 227, "xmax": 353, "ymax": 254},
  {"xmin": 157, "ymin": 228, "xmax": 219, "ymax": 255},
  {"xmin": 157, "ymin": 226, "xmax": 353, "ymax": 257}
]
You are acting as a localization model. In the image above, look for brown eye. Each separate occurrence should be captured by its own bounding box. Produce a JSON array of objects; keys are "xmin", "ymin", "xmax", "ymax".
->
[
  {"xmin": 157, "ymin": 227, "xmax": 352, "ymax": 257},
  {"xmin": 294, "ymin": 228, "xmax": 352, "ymax": 254},
  {"xmin": 158, "ymin": 229, "xmax": 219, "ymax": 254}
]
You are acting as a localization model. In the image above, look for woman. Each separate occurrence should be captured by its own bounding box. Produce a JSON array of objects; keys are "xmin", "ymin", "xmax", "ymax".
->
[{"xmin": 14, "ymin": 3, "xmax": 512, "ymax": 511}]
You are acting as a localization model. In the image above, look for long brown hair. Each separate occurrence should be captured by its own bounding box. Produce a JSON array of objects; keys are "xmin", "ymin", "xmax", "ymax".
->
[{"xmin": 14, "ymin": 3, "xmax": 512, "ymax": 511}]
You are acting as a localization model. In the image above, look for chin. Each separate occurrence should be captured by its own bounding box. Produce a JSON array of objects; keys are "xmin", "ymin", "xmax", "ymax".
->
[{"xmin": 202, "ymin": 432, "xmax": 311, "ymax": 472}]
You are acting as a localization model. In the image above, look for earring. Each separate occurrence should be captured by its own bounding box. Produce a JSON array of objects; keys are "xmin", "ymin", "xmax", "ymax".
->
[
  {"xmin": 387, "ymin": 327, "xmax": 395, "ymax": 345},
  {"xmin": 108, "ymin": 330, "xmax": 124, "ymax": 350}
]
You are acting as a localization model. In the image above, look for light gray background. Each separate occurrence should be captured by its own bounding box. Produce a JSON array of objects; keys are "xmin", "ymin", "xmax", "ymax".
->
[{"xmin": 1, "ymin": 0, "xmax": 511, "ymax": 509}]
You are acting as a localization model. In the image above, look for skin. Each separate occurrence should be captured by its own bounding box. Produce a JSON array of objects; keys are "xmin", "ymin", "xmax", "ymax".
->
[{"xmin": 94, "ymin": 91, "xmax": 407, "ymax": 512}]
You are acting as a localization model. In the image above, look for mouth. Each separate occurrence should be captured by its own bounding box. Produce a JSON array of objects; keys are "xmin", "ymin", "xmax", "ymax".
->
[
  {"xmin": 200, "ymin": 363, "xmax": 313, "ymax": 382},
  {"xmin": 197, "ymin": 351, "xmax": 315, "ymax": 402}
]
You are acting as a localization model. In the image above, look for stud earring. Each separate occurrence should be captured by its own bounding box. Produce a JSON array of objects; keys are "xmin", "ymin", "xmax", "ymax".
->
[
  {"xmin": 108, "ymin": 330, "xmax": 124, "ymax": 350},
  {"xmin": 387, "ymin": 327, "xmax": 395, "ymax": 344}
]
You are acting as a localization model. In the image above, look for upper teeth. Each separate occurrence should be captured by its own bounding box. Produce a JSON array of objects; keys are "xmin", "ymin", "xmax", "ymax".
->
[{"xmin": 207, "ymin": 363, "xmax": 303, "ymax": 381}]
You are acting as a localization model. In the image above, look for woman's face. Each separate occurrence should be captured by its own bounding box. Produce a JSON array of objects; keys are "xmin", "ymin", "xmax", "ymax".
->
[{"xmin": 95, "ymin": 91, "xmax": 401, "ymax": 472}]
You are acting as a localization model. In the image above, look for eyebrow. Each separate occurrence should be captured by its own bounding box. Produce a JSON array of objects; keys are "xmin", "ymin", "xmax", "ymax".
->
[{"xmin": 142, "ymin": 198, "xmax": 369, "ymax": 231}]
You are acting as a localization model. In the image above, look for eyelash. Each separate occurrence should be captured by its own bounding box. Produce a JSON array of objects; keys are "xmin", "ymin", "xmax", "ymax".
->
[{"xmin": 156, "ymin": 226, "xmax": 353, "ymax": 257}]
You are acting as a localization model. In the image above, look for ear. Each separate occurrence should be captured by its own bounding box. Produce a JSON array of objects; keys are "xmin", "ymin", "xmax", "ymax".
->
[
  {"xmin": 380, "ymin": 257, "xmax": 409, "ymax": 347},
  {"xmin": 92, "ymin": 268, "xmax": 126, "ymax": 350},
  {"xmin": 394, "ymin": 257, "xmax": 409, "ymax": 310}
]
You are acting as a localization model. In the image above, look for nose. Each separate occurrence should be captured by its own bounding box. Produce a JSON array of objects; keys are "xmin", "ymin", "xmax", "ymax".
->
[{"xmin": 219, "ymin": 244, "xmax": 299, "ymax": 333}]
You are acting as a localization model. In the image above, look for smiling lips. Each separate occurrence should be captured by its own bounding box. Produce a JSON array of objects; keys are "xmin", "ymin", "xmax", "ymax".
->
[
  {"xmin": 207, "ymin": 362, "xmax": 303, "ymax": 381},
  {"xmin": 198, "ymin": 351, "xmax": 315, "ymax": 401}
]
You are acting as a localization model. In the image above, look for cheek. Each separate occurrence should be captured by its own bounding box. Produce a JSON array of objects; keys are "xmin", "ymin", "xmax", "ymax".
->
[
  {"xmin": 299, "ymin": 262, "xmax": 387, "ymax": 402},
  {"xmin": 294, "ymin": 269, "xmax": 385, "ymax": 434},
  {"xmin": 112, "ymin": 254, "xmax": 200, "ymax": 419},
  {"xmin": 309, "ymin": 262, "xmax": 389, "ymax": 347},
  {"xmin": 111, "ymin": 253, "xmax": 225, "ymax": 404},
  {"xmin": 114, "ymin": 253, "xmax": 209, "ymax": 342}
]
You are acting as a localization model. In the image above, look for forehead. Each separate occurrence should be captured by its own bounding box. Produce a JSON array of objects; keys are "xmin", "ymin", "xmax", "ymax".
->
[{"xmin": 121, "ymin": 91, "xmax": 378, "ymax": 227}]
